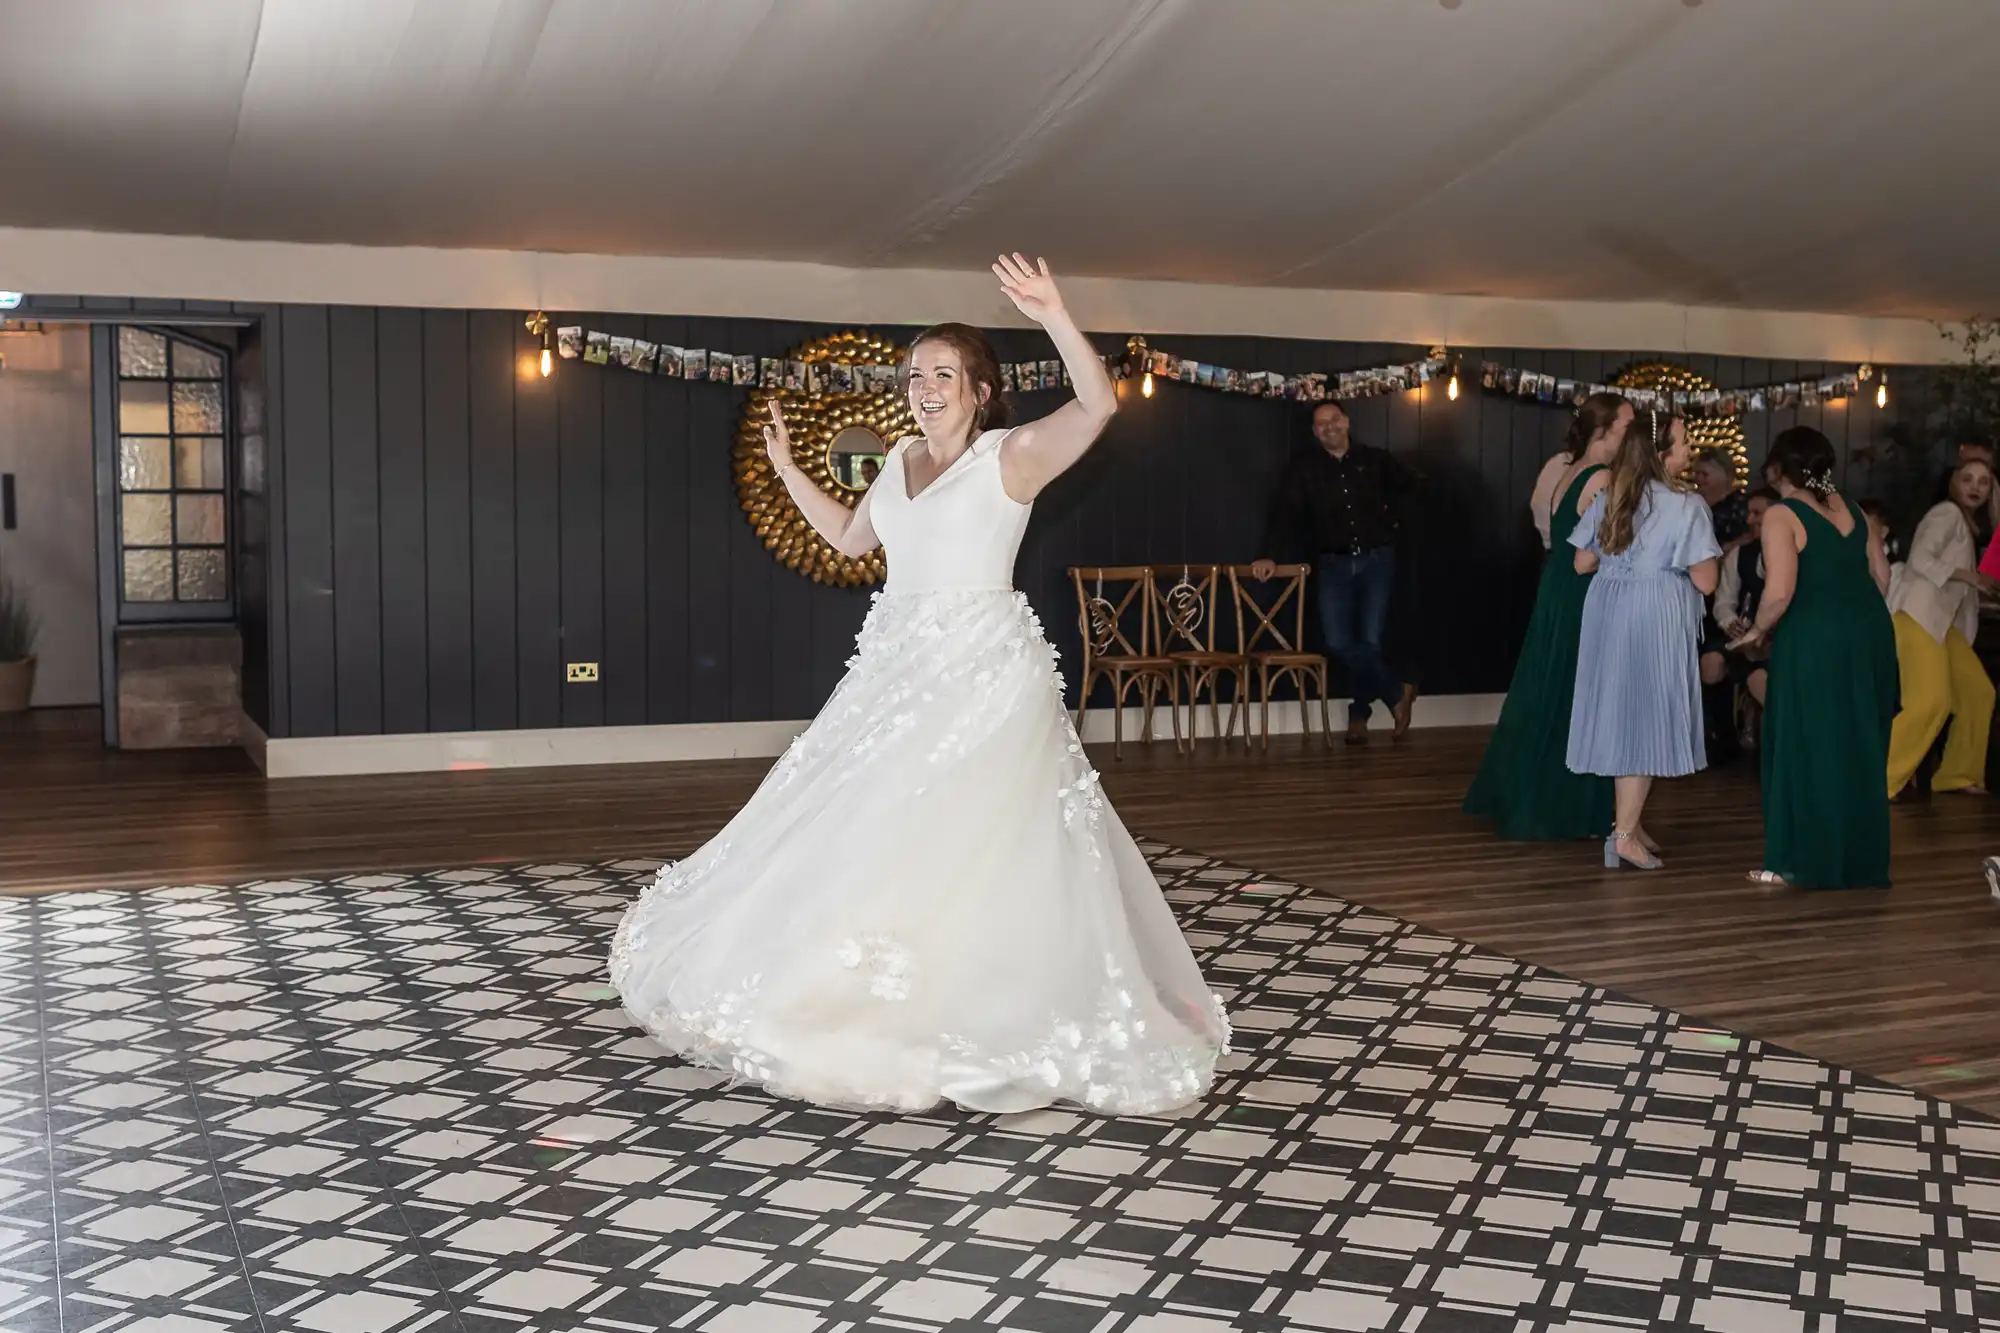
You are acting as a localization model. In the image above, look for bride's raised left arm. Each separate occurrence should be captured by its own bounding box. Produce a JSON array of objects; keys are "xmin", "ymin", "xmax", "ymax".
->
[{"xmin": 992, "ymin": 255, "xmax": 1117, "ymax": 503}]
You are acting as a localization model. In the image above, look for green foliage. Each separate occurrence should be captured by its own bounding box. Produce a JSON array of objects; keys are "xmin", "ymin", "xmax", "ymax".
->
[
  {"xmin": 1860, "ymin": 318, "xmax": 2000, "ymax": 531},
  {"xmin": 0, "ymin": 559, "xmax": 36, "ymax": 662}
]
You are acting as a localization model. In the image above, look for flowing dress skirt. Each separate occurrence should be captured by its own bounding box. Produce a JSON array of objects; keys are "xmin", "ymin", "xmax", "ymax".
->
[{"xmin": 611, "ymin": 589, "xmax": 1230, "ymax": 1115}]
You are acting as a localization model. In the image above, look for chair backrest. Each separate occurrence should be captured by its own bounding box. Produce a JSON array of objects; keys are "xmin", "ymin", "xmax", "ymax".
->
[
  {"xmin": 1226, "ymin": 564, "xmax": 1312, "ymax": 656},
  {"xmin": 1069, "ymin": 566, "xmax": 1158, "ymax": 665},
  {"xmin": 1149, "ymin": 564, "xmax": 1224, "ymax": 655}
]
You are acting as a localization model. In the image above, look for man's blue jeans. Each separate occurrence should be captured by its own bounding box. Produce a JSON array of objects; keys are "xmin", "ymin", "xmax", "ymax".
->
[{"xmin": 1316, "ymin": 547, "xmax": 1403, "ymax": 723}]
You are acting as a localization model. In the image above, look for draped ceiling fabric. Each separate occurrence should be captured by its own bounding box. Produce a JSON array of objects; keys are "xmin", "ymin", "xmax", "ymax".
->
[{"xmin": 0, "ymin": 0, "xmax": 1996, "ymax": 321}]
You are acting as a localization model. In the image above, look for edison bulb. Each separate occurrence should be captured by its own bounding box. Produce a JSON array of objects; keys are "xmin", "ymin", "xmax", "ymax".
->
[
  {"xmin": 1875, "ymin": 380, "xmax": 1887, "ymax": 409},
  {"xmin": 1447, "ymin": 373, "xmax": 1459, "ymax": 402},
  {"xmin": 1142, "ymin": 371, "xmax": 1154, "ymax": 398},
  {"xmin": 541, "ymin": 346, "xmax": 553, "ymax": 377}
]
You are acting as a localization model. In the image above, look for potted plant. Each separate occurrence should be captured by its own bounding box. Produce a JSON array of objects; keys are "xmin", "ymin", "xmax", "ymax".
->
[{"xmin": 0, "ymin": 561, "xmax": 36, "ymax": 713}]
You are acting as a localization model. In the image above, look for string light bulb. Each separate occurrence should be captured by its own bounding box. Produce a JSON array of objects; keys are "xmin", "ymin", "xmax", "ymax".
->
[
  {"xmin": 1142, "ymin": 370, "xmax": 1154, "ymax": 398},
  {"xmin": 526, "ymin": 310, "xmax": 552, "ymax": 378},
  {"xmin": 1876, "ymin": 376, "xmax": 1888, "ymax": 409},
  {"xmin": 1447, "ymin": 371, "xmax": 1459, "ymax": 401}
]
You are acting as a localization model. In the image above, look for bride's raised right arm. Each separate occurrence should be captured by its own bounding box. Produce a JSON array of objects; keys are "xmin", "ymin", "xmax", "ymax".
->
[{"xmin": 764, "ymin": 399, "xmax": 882, "ymax": 557}]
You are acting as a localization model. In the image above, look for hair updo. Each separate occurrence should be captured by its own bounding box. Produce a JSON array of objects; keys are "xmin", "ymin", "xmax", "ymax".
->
[
  {"xmin": 1766, "ymin": 426, "xmax": 1839, "ymax": 496},
  {"xmin": 906, "ymin": 323, "xmax": 1012, "ymax": 430},
  {"xmin": 1561, "ymin": 391, "xmax": 1630, "ymax": 460}
]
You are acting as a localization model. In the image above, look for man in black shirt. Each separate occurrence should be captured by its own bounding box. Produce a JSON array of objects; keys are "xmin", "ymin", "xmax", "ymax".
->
[{"xmin": 1251, "ymin": 401, "xmax": 1419, "ymax": 745}]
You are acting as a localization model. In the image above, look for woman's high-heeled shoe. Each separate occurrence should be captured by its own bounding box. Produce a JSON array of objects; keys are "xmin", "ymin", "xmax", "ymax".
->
[{"xmin": 1604, "ymin": 831, "xmax": 1662, "ymax": 871}]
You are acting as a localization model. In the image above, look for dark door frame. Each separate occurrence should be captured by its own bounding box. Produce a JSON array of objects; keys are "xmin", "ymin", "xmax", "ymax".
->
[{"xmin": 75, "ymin": 316, "xmax": 254, "ymax": 747}]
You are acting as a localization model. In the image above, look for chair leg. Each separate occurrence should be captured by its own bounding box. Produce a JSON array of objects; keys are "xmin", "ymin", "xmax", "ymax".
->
[
  {"xmin": 1260, "ymin": 668, "xmax": 1271, "ymax": 751},
  {"xmin": 1113, "ymin": 677, "xmax": 1124, "ymax": 760},
  {"xmin": 1318, "ymin": 669, "xmax": 1334, "ymax": 749}
]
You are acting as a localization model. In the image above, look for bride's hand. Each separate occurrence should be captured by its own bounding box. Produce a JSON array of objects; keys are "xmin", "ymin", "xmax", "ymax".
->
[
  {"xmin": 763, "ymin": 399, "xmax": 794, "ymax": 475},
  {"xmin": 993, "ymin": 253, "xmax": 1065, "ymax": 324}
]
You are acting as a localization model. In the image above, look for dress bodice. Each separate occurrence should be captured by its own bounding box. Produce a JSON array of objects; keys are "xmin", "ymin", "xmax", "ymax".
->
[
  {"xmin": 1571, "ymin": 481, "xmax": 1720, "ymax": 581},
  {"xmin": 870, "ymin": 429, "xmax": 1031, "ymax": 593},
  {"xmin": 1549, "ymin": 465, "xmax": 1604, "ymax": 550},
  {"xmin": 1785, "ymin": 498, "xmax": 1878, "ymax": 610}
]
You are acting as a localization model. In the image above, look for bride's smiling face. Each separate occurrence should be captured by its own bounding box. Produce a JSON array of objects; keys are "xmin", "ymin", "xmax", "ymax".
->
[{"xmin": 906, "ymin": 341, "xmax": 987, "ymax": 442}]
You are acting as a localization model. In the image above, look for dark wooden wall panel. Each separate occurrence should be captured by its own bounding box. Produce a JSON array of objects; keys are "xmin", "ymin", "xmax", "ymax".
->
[
  {"xmin": 277, "ymin": 306, "xmax": 336, "ymax": 738},
  {"xmin": 423, "ymin": 311, "xmax": 474, "ymax": 733},
  {"xmin": 556, "ymin": 312, "xmax": 606, "ymax": 728},
  {"xmin": 376, "ymin": 310, "xmax": 429, "ymax": 734},
  {"xmin": 467, "ymin": 311, "xmax": 518, "ymax": 732},
  {"xmin": 601, "ymin": 313, "xmax": 650, "ymax": 727},
  {"xmin": 241, "ymin": 303, "xmax": 1933, "ymax": 738},
  {"xmin": 514, "ymin": 321, "xmax": 562, "ymax": 732},
  {"xmin": 642, "ymin": 315, "xmax": 692, "ymax": 726},
  {"xmin": 327, "ymin": 307, "xmax": 383, "ymax": 735}
]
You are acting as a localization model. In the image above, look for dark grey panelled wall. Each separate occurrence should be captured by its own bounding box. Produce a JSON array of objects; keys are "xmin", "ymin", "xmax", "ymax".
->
[
  {"xmin": 14, "ymin": 293, "xmax": 1917, "ymax": 740},
  {"xmin": 243, "ymin": 307, "xmax": 1910, "ymax": 740}
]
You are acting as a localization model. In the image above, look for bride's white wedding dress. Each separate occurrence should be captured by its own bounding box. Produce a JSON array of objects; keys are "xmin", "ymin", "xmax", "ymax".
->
[{"xmin": 610, "ymin": 427, "xmax": 1229, "ymax": 1115}]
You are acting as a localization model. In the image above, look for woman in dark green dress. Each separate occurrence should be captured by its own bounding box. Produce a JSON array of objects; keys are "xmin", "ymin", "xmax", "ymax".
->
[
  {"xmin": 1465, "ymin": 394, "xmax": 1632, "ymax": 840},
  {"xmin": 1727, "ymin": 428, "xmax": 1897, "ymax": 888}
]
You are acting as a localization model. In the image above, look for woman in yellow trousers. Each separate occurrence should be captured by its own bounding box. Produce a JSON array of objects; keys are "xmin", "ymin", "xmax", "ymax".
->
[{"xmin": 1886, "ymin": 459, "xmax": 2000, "ymax": 796}]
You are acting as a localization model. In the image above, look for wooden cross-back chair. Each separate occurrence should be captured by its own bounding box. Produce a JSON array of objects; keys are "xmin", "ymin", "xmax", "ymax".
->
[
  {"xmin": 1149, "ymin": 564, "xmax": 1247, "ymax": 748},
  {"xmin": 1069, "ymin": 566, "xmax": 1181, "ymax": 758},
  {"xmin": 1226, "ymin": 563, "xmax": 1334, "ymax": 749}
]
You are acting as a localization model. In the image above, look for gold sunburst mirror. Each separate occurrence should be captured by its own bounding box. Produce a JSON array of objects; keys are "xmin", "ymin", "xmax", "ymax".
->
[
  {"xmin": 734, "ymin": 330, "xmax": 912, "ymax": 586},
  {"xmin": 1612, "ymin": 362, "xmax": 1749, "ymax": 487}
]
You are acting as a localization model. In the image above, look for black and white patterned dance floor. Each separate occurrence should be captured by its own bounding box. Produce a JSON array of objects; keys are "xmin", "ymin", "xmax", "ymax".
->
[{"xmin": 3, "ymin": 846, "xmax": 1996, "ymax": 1333}]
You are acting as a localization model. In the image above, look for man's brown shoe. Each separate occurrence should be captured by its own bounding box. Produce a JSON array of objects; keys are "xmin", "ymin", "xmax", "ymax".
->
[{"xmin": 1392, "ymin": 683, "xmax": 1419, "ymax": 739}]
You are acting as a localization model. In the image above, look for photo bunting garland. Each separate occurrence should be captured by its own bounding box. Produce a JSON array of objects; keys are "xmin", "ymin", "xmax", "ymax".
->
[{"xmin": 552, "ymin": 323, "xmax": 1873, "ymax": 421}]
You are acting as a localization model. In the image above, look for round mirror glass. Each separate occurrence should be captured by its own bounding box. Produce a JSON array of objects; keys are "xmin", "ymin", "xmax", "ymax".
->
[{"xmin": 828, "ymin": 425, "xmax": 887, "ymax": 492}]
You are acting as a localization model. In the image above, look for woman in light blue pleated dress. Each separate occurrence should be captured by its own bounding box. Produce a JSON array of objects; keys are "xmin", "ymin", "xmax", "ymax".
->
[{"xmin": 1568, "ymin": 412, "xmax": 1722, "ymax": 870}]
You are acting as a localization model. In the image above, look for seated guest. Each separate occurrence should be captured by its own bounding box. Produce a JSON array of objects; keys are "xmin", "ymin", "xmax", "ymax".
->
[
  {"xmin": 1858, "ymin": 498, "xmax": 1904, "ymax": 567},
  {"xmin": 1700, "ymin": 487, "xmax": 1778, "ymax": 753},
  {"xmin": 1887, "ymin": 459, "xmax": 2000, "ymax": 798},
  {"xmin": 1693, "ymin": 448, "xmax": 1750, "ymax": 551}
]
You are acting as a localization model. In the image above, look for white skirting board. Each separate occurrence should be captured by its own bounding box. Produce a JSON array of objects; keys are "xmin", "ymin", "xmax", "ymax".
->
[{"xmin": 241, "ymin": 695, "xmax": 1504, "ymax": 779}]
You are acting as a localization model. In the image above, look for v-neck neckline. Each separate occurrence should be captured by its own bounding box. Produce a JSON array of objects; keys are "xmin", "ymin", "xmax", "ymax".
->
[
  {"xmin": 902, "ymin": 437, "xmax": 977, "ymax": 503},
  {"xmin": 1790, "ymin": 495, "xmax": 1858, "ymax": 540}
]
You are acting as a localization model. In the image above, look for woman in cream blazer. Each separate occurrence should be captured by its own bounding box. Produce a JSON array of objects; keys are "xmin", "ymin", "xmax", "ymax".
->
[{"xmin": 1886, "ymin": 459, "xmax": 2000, "ymax": 796}]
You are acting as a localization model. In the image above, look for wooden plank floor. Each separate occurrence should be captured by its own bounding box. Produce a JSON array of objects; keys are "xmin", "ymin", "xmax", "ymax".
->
[{"xmin": 3, "ymin": 719, "xmax": 1996, "ymax": 1119}]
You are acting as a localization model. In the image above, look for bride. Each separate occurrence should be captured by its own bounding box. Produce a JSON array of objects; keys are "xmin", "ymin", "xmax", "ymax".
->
[{"xmin": 610, "ymin": 255, "xmax": 1230, "ymax": 1116}]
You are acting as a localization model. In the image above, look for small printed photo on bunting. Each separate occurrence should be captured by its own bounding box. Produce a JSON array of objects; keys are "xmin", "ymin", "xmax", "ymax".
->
[
  {"xmin": 558, "ymin": 327, "xmax": 583, "ymax": 359},
  {"xmin": 871, "ymin": 364, "xmax": 897, "ymax": 394},
  {"xmin": 829, "ymin": 363, "xmax": 854, "ymax": 394},
  {"xmin": 732, "ymin": 354, "xmax": 757, "ymax": 386},
  {"xmin": 999, "ymin": 363, "xmax": 1017, "ymax": 392},
  {"xmin": 1149, "ymin": 350, "xmax": 1172, "ymax": 377},
  {"xmin": 631, "ymin": 339, "xmax": 659, "ymax": 373},
  {"xmin": 708, "ymin": 350, "xmax": 733, "ymax": 383},
  {"xmin": 1555, "ymin": 378, "xmax": 1576, "ymax": 405},
  {"xmin": 657, "ymin": 345, "xmax": 684, "ymax": 377},
  {"xmin": 609, "ymin": 336, "xmax": 636, "ymax": 368},
  {"xmin": 683, "ymin": 348, "xmax": 707, "ymax": 380},
  {"xmin": 759, "ymin": 357, "xmax": 783, "ymax": 389},
  {"xmin": 584, "ymin": 331, "xmax": 611, "ymax": 364},
  {"xmin": 785, "ymin": 360, "xmax": 807, "ymax": 391},
  {"xmin": 1178, "ymin": 359, "xmax": 1198, "ymax": 382},
  {"xmin": 1481, "ymin": 361, "xmax": 1500, "ymax": 390}
]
